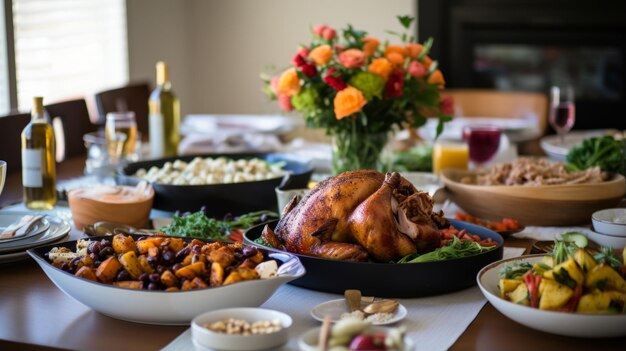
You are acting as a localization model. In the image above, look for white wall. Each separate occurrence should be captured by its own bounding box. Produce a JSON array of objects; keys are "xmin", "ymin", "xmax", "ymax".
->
[{"xmin": 127, "ymin": 0, "xmax": 416, "ymax": 116}]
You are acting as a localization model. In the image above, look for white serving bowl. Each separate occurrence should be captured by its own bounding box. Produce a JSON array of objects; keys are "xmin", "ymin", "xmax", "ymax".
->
[
  {"xmin": 587, "ymin": 230, "xmax": 626, "ymax": 250},
  {"xmin": 298, "ymin": 326, "xmax": 415, "ymax": 351},
  {"xmin": 27, "ymin": 236, "xmax": 305, "ymax": 325},
  {"xmin": 191, "ymin": 307, "xmax": 292, "ymax": 351},
  {"xmin": 477, "ymin": 254, "xmax": 626, "ymax": 338},
  {"xmin": 592, "ymin": 208, "xmax": 626, "ymax": 237}
]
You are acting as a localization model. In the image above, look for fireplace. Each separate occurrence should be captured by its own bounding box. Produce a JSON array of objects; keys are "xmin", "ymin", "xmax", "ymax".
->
[{"xmin": 418, "ymin": 0, "xmax": 626, "ymax": 131}]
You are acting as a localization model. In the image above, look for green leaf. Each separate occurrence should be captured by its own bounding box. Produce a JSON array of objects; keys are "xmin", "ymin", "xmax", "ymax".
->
[
  {"xmin": 418, "ymin": 37, "xmax": 433, "ymax": 60},
  {"xmin": 397, "ymin": 15, "xmax": 415, "ymax": 29}
]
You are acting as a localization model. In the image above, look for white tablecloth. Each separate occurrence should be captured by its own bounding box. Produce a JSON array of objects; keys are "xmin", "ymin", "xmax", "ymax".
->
[{"xmin": 162, "ymin": 247, "xmax": 525, "ymax": 351}]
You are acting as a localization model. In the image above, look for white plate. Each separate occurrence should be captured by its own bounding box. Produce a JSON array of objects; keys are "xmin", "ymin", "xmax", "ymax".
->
[
  {"xmin": 310, "ymin": 298, "xmax": 407, "ymax": 325},
  {"xmin": 0, "ymin": 233, "xmax": 69, "ymax": 264},
  {"xmin": 477, "ymin": 254, "xmax": 626, "ymax": 338},
  {"xmin": 422, "ymin": 117, "xmax": 539, "ymax": 142},
  {"xmin": 0, "ymin": 215, "xmax": 50, "ymax": 244},
  {"xmin": 0, "ymin": 214, "xmax": 71, "ymax": 254},
  {"xmin": 540, "ymin": 129, "xmax": 618, "ymax": 161},
  {"xmin": 181, "ymin": 114, "xmax": 301, "ymax": 137}
]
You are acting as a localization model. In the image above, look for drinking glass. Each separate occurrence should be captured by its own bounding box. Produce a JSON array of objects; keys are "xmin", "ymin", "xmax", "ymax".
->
[
  {"xmin": 432, "ymin": 139, "xmax": 468, "ymax": 174},
  {"xmin": 105, "ymin": 112, "xmax": 138, "ymax": 161},
  {"xmin": 463, "ymin": 125, "xmax": 501, "ymax": 168},
  {"xmin": 0, "ymin": 160, "xmax": 6, "ymax": 196},
  {"xmin": 549, "ymin": 85, "xmax": 575, "ymax": 145}
]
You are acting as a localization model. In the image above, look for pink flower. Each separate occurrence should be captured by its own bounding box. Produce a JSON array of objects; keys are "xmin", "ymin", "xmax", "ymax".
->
[
  {"xmin": 440, "ymin": 96, "xmax": 454, "ymax": 115},
  {"xmin": 324, "ymin": 68, "xmax": 347, "ymax": 91},
  {"xmin": 292, "ymin": 47, "xmax": 310, "ymax": 67},
  {"xmin": 270, "ymin": 76, "xmax": 279, "ymax": 93},
  {"xmin": 384, "ymin": 69, "xmax": 404, "ymax": 97},
  {"xmin": 278, "ymin": 94, "xmax": 293, "ymax": 112},
  {"xmin": 407, "ymin": 60, "xmax": 426, "ymax": 78},
  {"xmin": 338, "ymin": 49, "xmax": 365, "ymax": 68},
  {"xmin": 321, "ymin": 27, "xmax": 336, "ymax": 40},
  {"xmin": 313, "ymin": 25, "xmax": 327, "ymax": 36}
]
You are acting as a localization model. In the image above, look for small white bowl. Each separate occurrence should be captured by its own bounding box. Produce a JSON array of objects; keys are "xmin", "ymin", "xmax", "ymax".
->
[
  {"xmin": 298, "ymin": 326, "xmax": 415, "ymax": 351},
  {"xmin": 592, "ymin": 208, "xmax": 626, "ymax": 237},
  {"xmin": 191, "ymin": 307, "xmax": 292, "ymax": 351},
  {"xmin": 587, "ymin": 230, "xmax": 626, "ymax": 250}
]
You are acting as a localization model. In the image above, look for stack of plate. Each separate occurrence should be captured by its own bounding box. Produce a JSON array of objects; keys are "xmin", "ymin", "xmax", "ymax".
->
[{"xmin": 0, "ymin": 212, "xmax": 71, "ymax": 264}]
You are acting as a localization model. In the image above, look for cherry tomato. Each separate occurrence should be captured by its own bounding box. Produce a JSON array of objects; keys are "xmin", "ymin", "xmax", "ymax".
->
[{"xmin": 349, "ymin": 333, "xmax": 387, "ymax": 350}]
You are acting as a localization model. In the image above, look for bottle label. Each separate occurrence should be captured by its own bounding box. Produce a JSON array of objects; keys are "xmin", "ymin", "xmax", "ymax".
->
[
  {"xmin": 149, "ymin": 112, "xmax": 165, "ymax": 158},
  {"xmin": 22, "ymin": 148, "xmax": 43, "ymax": 187}
]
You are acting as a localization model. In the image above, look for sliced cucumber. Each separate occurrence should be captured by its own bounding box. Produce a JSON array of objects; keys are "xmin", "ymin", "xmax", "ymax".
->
[{"xmin": 560, "ymin": 232, "xmax": 589, "ymax": 248}]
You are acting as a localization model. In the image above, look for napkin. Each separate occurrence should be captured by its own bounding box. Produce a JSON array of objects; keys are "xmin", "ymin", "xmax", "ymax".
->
[{"xmin": 0, "ymin": 215, "xmax": 44, "ymax": 239}]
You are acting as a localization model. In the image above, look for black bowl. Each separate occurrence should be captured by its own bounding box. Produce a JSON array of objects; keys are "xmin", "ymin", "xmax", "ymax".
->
[
  {"xmin": 244, "ymin": 219, "xmax": 503, "ymax": 297},
  {"xmin": 116, "ymin": 153, "xmax": 313, "ymax": 216}
]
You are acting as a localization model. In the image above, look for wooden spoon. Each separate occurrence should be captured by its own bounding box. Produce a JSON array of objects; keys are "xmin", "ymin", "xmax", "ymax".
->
[{"xmin": 318, "ymin": 314, "xmax": 332, "ymax": 351}]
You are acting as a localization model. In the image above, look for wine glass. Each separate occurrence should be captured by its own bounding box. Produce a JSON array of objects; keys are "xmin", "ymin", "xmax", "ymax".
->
[
  {"xmin": 549, "ymin": 85, "xmax": 575, "ymax": 145},
  {"xmin": 104, "ymin": 112, "xmax": 138, "ymax": 162},
  {"xmin": 463, "ymin": 125, "xmax": 501, "ymax": 169}
]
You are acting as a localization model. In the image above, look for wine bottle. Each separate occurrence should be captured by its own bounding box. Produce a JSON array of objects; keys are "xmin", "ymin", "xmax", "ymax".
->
[
  {"xmin": 149, "ymin": 61, "xmax": 181, "ymax": 158},
  {"xmin": 21, "ymin": 96, "xmax": 57, "ymax": 210}
]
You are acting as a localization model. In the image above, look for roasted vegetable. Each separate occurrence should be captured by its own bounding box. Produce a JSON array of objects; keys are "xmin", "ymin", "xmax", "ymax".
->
[
  {"xmin": 112, "ymin": 233, "xmax": 136, "ymax": 254},
  {"xmin": 96, "ymin": 256, "xmax": 123, "ymax": 283},
  {"xmin": 119, "ymin": 251, "xmax": 143, "ymax": 280},
  {"xmin": 75, "ymin": 266, "xmax": 97, "ymax": 282}
]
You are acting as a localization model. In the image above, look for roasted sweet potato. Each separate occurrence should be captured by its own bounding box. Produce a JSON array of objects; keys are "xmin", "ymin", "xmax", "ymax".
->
[
  {"xmin": 75, "ymin": 266, "xmax": 97, "ymax": 282},
  {"xmin": 174, "ymin": 261, "xmax": 206, "ymax": 280},
  {"xmin": 138, "ymin": 255, "xmax": 154, "ymax": 274},
  {"xmin": 181, "ymin": 277, "xmax": 208, "ymax": 290},
  {"xmin": 210, "ymin": 262, "xmax": 224, "ymax": 287},
  {"xmin": 119, "ymin": 251, "xmax": 143, "ymax": 279},
  {"xmin": 96, "ymin": 256, "xmax": 123, "ymax": 283},
  {"xmin": 160, "ymin": 270, "xmax": 178, "ymax": 288},
  {"xmin": 167, "ymin": 237, "xmax": 185, "ymax": 253},
  {"xmin": 112, "ymin": 234, "xmax": 136, "ymax": 254},
  {"xmin": 208, "ymin": 246, "xmax": 235, "ymax": 267},
  {"xmin": 223, "ymin": 268, "xmax": 259, "ymax": 285},
  {"xmin": 113, "ymin": 281, "xmax": 143, "ymax": 290}
]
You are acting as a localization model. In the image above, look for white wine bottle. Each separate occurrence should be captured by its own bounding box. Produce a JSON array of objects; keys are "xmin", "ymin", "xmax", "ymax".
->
[
  {"xmin": 21, "ymin": 96, "xmax": 57, "ymax": 210},
  {"xmin": 149, "ymin": 61, "xmax": 181, "ymax": 158}
]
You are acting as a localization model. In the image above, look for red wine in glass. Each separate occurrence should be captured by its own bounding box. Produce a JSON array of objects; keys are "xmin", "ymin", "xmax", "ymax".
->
[
  {"xmin": 549, "ymin": 86, "xmax": 575, "ymax": 144},
  {"xmin": 464, "ymin": 126, "xmax": 501, "ymax": 165}
]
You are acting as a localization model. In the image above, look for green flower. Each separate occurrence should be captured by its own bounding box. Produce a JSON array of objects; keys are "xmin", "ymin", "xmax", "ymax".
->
[
  {"xmin": 348, "ymin": 72, "xmax": 385, "ymax": 101},
  {"xmin": 292, "ymin": 87, "xmax": 319, "ymax": 112}
]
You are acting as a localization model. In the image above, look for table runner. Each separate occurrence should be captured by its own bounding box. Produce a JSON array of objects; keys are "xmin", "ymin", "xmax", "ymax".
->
[{"xmin": 162, "ymin": 247, "xmax": 524, "ymax": 351}]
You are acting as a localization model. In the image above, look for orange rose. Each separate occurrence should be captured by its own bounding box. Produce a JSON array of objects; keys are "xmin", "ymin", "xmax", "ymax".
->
[
  {"xmin": 334, "ymin": 86, "xmax": 367, "ymax": 120},
  {"xmin": 384, "ymin": 45, "xmax": 407, "ymax": 58},
  {"xmin": 368, "ymin": 58, "xmax": 393, "ymax": 81},
  {"xmin": 427, "ymin": 69, "xmax": 445, "ymax": 87},
  {"xmin": 362, "ymin": 37, "xmax": 380, "ymax": 57},
  {"xmin": 309, "ymin": 45, "xmax": 333, "ymax": 65},
  {"xmin": 338, "ymin": 49, "xmax": 366, "ymax": 68},
  {"xmin": 406, "ymin": 43, "xmax": 424, "ymax": 59},
  {"xmin": 386, "ymin": 52, "xmax": 405, "ymax": 66},
  {"xmin": 422, "ymin": 55, "xmax": 433, "ymax": 70},
  {"xmin": 277, "ymin": 68, "xmax": 301, "ymax": 96}
]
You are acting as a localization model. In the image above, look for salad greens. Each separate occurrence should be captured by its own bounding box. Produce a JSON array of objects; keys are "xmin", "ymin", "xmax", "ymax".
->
[
  {"xmin": 383, "ymin": 144, "xmax": 433, "ymax": 172},
  {"xmin": 566, "ymin": 135, "xmax": 624, "ymax": 175},
  {"xmin": 397, "ymin": 236, "xmax": 495, "ymax": 263},
  {"xmin": 552, "ymin": 232, "xmax": 588, "ymax": 264},
  {"xmin": 499, "ymin": 262, "xmax": 533, "ymax": 279},
  {"xmin": 159, "ymin": 210, "xmax": 278, "ymax": 240}
]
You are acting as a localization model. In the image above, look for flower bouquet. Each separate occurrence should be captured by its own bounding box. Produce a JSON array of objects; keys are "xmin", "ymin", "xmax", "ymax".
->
[{"xmin": 263, "ymin": 16, "xmax": 451, "ymax": 174}]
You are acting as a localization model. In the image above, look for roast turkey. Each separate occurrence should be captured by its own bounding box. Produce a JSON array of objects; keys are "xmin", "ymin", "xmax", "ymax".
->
[{"xmin": 262, "ymin": 170, "xmax": 447, "ymax": 262}]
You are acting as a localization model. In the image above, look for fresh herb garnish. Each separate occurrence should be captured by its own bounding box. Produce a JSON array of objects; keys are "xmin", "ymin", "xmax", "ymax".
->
[
  {"xmin": 552, "ymin": 232, "xmax": 587, "ymax": 264},
  {"xmin": 499, "ymin": 262, "xmax": 533, "ymax": 279},
  {"xmin": 594, "ymin": 246, "xmax": 624, "ymax": 272},
  {"xmin": 566, "ymin": 135, "xmax": 624, "ymax": 175},
  {"xmin": 159, "ymin": 210, "xmax": 278, "ymax": 240},
  {"xmin": 397, "ymin": 236, "xmax": 495, "ymax": 263}
]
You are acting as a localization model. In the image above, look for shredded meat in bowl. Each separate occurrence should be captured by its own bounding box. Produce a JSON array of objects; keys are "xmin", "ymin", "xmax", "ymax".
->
[{"xmin": 461, "ymin": 157, "xmax": 607, "ymax": 186}]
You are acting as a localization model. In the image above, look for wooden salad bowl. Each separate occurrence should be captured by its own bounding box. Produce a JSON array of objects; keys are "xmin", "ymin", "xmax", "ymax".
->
[{"xmin": 440, "ymin": 168, "xmax": 626, "ymax": 226}]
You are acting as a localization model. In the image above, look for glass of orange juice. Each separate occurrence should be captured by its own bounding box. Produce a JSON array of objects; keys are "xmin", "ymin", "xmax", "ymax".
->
[{"xmin": 432, "ymin": 139, "xmax": 469, "ymax": 174}]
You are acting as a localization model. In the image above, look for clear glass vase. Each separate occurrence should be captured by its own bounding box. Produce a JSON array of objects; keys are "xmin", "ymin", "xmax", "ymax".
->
[{"xmin": 331, "ymin": 128, "xmax": 388, "ymax": 174}]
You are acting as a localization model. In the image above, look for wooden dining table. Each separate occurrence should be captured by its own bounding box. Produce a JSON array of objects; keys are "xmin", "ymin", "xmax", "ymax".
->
[{"xmin": 0, "ymin": 155, "xmax": 625, "ymax": 351}]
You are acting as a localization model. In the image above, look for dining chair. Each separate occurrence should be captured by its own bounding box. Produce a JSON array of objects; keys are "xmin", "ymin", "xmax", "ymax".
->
[
  {"xmin": 0, "ymin": 112, "xmax": 30, "ymax": 174},
  {"xmin": 45, "ymin": 98, "xmax": 98, "ymax": 159},
  {"xmin": 441, "ymin": 89, "xmax": 549, "ymax": 135},
  {"xmin": 94, "ymin": 82, "xmax": 151, "ymax": 137}
]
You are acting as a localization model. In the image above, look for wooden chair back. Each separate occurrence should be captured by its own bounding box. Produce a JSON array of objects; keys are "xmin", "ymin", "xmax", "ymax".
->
[
  {"xmin": 441, "ymin": 89, "xmax": 549, "ymax": 135},
  {"xmin": 95, "ymin": 82, "xmax": 151, "ymax": 137},
  {"xmin": 45, "ymin": 99, "xmax": 97, "ymax": 159},
  {"xmin": 0, "ymin": 112, "xmax": 30, "ymax": 174}
]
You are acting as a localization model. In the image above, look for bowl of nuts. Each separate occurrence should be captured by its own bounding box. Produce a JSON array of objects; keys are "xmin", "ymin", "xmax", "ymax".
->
[
  {"xmin": 116, "ymin": 152, "xmax": 314, "ymax": 217},
  {"xmin": 27, "ymin": 234, "xmax": 305, "ymax": 325},
  {"xmin": 191, "ymin": 307, "xmax": 292, "ymax": 350}
]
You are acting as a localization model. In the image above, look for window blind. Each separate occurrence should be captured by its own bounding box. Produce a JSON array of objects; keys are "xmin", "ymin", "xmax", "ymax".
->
[{"xmin": 12, "ymin": 0, "xmax": 128, "ymax": 110}]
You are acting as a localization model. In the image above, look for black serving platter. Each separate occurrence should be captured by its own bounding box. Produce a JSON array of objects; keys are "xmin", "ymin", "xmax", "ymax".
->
[
  {"xmin": 116, "ymin": 153, "xmax": 313, "ymax": 217},
  {"xmin": 244, "ymin": 219, "xmax": 504, "ymax": 298}
]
